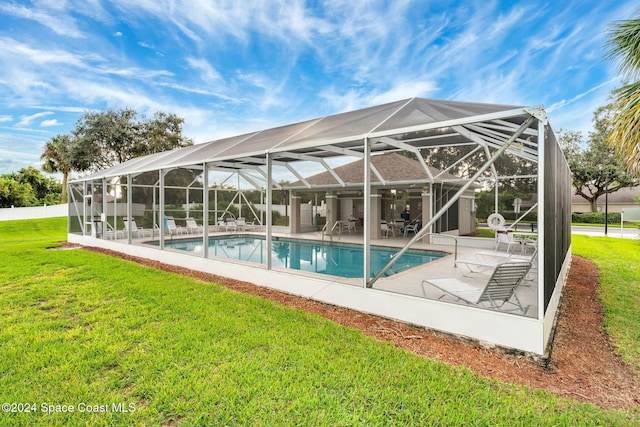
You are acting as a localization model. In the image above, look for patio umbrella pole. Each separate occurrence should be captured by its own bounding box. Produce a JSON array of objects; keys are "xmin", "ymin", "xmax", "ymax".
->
[{"xmin": 367, "ymin": 115, "xmax": 536, "ymax": 288}]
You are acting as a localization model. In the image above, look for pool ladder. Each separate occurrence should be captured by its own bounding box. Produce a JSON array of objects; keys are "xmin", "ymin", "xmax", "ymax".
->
[{"xmin": 321, "ymin": 222, "xmax": 341, "ymax": 243}]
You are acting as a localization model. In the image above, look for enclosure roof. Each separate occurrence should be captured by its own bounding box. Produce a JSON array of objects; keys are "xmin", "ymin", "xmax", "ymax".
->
[{"xmin": 75, "ymin": 97, "xmax": 543, "ymax": 182}]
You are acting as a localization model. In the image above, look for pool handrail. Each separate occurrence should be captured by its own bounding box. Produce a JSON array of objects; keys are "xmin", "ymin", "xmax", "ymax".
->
[{"xmin": 418, "ymin": 233, "xmax": 458, "ymax": 265}]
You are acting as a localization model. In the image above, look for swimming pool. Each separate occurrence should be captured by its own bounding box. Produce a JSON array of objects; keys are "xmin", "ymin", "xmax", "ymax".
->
[{"xmin": 149, "ymin": 235, "xmax": 447, "ymax": 279}]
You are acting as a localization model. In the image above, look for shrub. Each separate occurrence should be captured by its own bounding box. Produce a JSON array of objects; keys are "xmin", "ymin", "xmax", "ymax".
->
[{"xmin": 572, "ymin": 212, "xmax": 621, "ymax": 224}]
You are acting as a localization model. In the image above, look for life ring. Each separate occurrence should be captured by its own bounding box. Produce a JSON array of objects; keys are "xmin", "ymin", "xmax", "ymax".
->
[{"xmin": 487, "ymin": 213, "xmax": 505, "ymax": 229}]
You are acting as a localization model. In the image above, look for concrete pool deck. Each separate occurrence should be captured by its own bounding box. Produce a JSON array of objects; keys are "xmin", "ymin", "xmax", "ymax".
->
[{"xmin": 70, "ymin": 229, "xmax": 549, "ymax": 354}]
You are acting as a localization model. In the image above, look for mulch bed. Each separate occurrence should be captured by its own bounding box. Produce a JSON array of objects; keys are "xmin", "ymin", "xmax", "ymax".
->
[{"xmin": 83, "ymin": 246, "xmax": 640, "ymax": 410}]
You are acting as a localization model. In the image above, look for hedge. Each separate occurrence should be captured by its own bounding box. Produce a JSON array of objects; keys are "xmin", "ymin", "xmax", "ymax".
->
[{"xmin": 572, "ymin": 212, "xmax": 621, "ymax": 224}]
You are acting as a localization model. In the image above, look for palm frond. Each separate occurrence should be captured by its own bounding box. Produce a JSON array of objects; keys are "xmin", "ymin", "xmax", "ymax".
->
[
  {"xmin": 607, "ymin": 80, "xmax": 640, "ymax": 176},
  {"xmin": 605, "ymin": 13, "xmax": 640, "ymax": 79}
]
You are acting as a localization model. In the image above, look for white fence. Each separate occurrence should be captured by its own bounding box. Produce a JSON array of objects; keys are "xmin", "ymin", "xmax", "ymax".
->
[{"xmin": 0, "ymin": 204, "xmax": 68, "ymax": 221}]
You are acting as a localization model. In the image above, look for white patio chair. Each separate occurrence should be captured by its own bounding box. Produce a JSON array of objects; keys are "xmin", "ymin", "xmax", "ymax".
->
[
  {"xmin": 380, "ymin": 220, "xmax": 390, "ymax": 238},
  {"xmin": 339, "ymin": 217, "xmax": 357, "ymax": 234},
  {"xmin": 123, "ymin": 218, "xmax": 152, "ymax": 239},
  {"xmin": 185, "ymin": 218, "xmax": 203, "ymax": 234},
  {"xmin": 347, "ymin": 217, "xmax": 357, "ymax": 234},
  {"xmin": 422, "ymin": 261, "xmax": 532, "ymax": 314},
  {"xmin": 403, "ymin": 220, "xmax": 420, "ymax": 237}
]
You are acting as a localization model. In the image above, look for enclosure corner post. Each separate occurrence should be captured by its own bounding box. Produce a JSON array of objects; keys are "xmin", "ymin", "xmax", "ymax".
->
[
  {"xmin": 203, "ymin": 163, "xmax": 209, "ymax": 258},
  {"xmin": 364, "ymin": 137, "xmax": 372, "ymax": 288},
  {"xmin": 265, "ymin": 153, "xmax": 273, "ymax": 270}
]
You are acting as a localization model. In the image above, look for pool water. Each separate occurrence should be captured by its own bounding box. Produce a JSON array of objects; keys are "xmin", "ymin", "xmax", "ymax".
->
[{"xmin": 151, "ymin": 235, "xmax": 447, "ymax": 279}]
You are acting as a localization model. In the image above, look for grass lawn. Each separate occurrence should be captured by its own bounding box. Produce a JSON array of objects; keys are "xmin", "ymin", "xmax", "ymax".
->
[
  {"xmin": 572, "ymin": 235, "xmax": 640, "ymax": 374},
  {"xmin": 0, "ymin": 218, "xmax": 637, "ymax": 426}
]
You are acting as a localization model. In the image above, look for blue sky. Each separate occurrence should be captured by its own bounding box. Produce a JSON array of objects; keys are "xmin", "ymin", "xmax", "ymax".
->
[{"xmin": 0, "ymin": 0, "xmax": 637, "ymax": 177}]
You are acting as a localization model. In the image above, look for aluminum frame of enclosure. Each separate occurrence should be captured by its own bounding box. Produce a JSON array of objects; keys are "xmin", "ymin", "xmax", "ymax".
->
[{"xmin": 68, "ymin": 97, "xmax": 572, "ymax": 354}]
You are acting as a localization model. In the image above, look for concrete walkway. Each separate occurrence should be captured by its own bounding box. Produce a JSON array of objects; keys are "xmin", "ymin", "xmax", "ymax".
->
[{"xmin": 571, "ymin": 225, "xmax": 640, "ymax": 239}]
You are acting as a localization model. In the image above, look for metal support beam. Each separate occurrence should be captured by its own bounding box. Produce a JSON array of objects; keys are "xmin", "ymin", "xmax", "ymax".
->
[
  {"xmin": 537, "ymin": 119, "xmax": 546, "ymax": 320},
  {"xmin": 363, "ymin": 137, "xmax": 371, "ymax": 287},
  {"xmin": 433, "ymin": 145, "xmax": 483, "ymax": 179},
  {"xmin": 368, "ymin": 116, "xmax": 536, "ymax": 288},
  {"xmin": 320, "ymin": 144, "xmax": 386, "ymax": 184},
  {"xmin": 82, "ymin": 180, "xmax": 88, "ymax": 236},
  {"xmin": 251, "ymin": 168, "xmax": 280, "ymax": 188},
  {"xmin": 320, "ymin": 159, "xmax": 345, "ymax": 186},
  {"xmin": 203, "ymin": 163, "xmax": 209, "ymax": 258},
  {"xmin": 377, "ymin": 136, "xmax": 434, "ymax": 180},
  {"xmin": 238, "ymin": 170, "xmax": 262, "ymax": 190},
  {"xmin": 159, "ymin": 169, "xmax": 165, "ymax": 250},
  {"xmin": 126, "ymin": 174, "xmax": 132, "ymax": 245},
  {"xmin": 265, "ymin": 153, "xmax": 273, "ymax": 270},
  {"xmin": 285, "ymin": 164, "xmax": 311, "ymax": 188},
  {"xmin": 102, "ymin": 178, "xmax": 107, "ymax": 238},
  {"xmin": 277, "ymin": 151, "xmax": 346, "ymax": 187},
  {"xmin": 320, "ymin": 144, "xmax": 365, "ymax": 158}
]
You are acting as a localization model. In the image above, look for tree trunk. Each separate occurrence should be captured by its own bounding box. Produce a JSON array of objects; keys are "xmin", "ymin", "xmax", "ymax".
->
[
  {"xmin": 61, "ymin": 171, "xmax": 69, "ymax": 204},
  {"xmin": 589, "ymin": 197, "xmax": 598, "ymax": 212}
]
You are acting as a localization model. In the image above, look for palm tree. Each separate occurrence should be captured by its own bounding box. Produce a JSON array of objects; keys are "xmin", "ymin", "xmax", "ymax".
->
[
  {"xmin": 41, "ymin": 134, "xmax": 75, "ymax": 203},
  {"xmin": 605, "ymin": 12, "xmax": 640, "ymax": 176}
]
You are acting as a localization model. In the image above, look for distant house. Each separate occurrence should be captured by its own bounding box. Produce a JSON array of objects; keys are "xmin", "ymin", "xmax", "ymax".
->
[{"xmin": 571, "ymin": 185, "xmax": 640, "ymax": 213}]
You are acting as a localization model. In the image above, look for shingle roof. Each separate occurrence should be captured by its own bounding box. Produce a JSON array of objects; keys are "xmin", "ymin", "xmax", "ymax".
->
[
  {"xmin": 288, "ymin": 152, "xmax": 460, "ymax": 187},
  {"xmin": 571, "ymin": 185, "xmax": 640, "ymax": 204}
]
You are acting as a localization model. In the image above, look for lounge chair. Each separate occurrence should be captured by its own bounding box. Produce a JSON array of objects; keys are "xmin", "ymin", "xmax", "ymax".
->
[
  {"xmin": 104, "ymin": 222, "xmax": 124, "ymax": 240},
  {"xmin": 225, "ymin": 218, "xmax": 237, "ymax": 232},
  {"xmin": 494, "ymin": 230, "xmax": 523, "ymax": 253},
  {"xmin": 185, "ymin": 218, "xmax": 203, "ymax": 234},
  {"xmin": 166, "ymin": 217, "xmax": 185, "ymax": 236},
  {"xmin": 456, "ymin": 245, "xmax": 538, "ymax": 273},
  {"xmin": 476, "ymin": 244, "xmax": 538, "ymax": 263},
  {"xmin": 236, "ymin": 217, "xmax": 247, "ymax": 232},
  {"xmin": 422, "ymin": 261, "xmax": 532, "ymax": 314},
  {"xmin": 123, "ymin": 218, "xmax": 152, "ymax": 239},
  {"xmin": 243, "ymin": 219, "xmax": 261, "ymax": 231},
  {"xmin": 475, "ymin": 245, "xmax": 538, "ymax": 283}
]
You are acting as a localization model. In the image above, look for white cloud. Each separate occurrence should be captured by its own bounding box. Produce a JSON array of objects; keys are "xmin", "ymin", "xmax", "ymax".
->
[
  {"xmin": 186, "ymin": 57, "xmax": 223, "ymax": 84},
  {"xmin": 0, "ymin": 0, "xmax": 638, "ymax": 177},
  {"xmin": 0, "ymin": 3, "xmax": 85, "ymax": 38},
  {"xmin": 16, "ymin": 112, "xmax": 54, "ymax": 128},
  {"xmin": 370, "ymin": 80, "xmax": 439, "ymax": 106},
  {"xmin": 0, "ymin": 37, "xmax": 91, "ymax": 68},
  {"xmin": 40, "ymin": 119, "xmax": 61, "ymax": 127}
]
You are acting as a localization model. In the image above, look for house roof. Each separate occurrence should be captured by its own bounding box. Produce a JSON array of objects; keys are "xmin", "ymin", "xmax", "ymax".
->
[
  {"xmin": 75, "ymin": 97, "xmax": 540, "ymax": 184},
  {"xmin": 287, "ymin": 152, "xmax": 461, "ymax": 189},
  {"xmin": 571, "ymin": 185, "xmax": 640, "ymax": 205}
]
